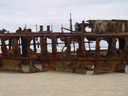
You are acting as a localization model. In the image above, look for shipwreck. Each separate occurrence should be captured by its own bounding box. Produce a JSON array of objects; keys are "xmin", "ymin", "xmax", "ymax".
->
[{"xmin": 0, "ymin": 17, "xmax": 128, "ymax": 74}]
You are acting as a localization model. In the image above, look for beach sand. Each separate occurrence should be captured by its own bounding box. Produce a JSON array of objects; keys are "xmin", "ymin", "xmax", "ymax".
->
[{"xmin": 0, "ymin": 65, "xmax": 128, "ymax": 96}]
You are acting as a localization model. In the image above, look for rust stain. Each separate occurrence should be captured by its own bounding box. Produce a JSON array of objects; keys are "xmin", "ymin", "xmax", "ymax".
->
[{"xmin": 0, "ymin": 19, "xmax": 127, "ymax": 74}]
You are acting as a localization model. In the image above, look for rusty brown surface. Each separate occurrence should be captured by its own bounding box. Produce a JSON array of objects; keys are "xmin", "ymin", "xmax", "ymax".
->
[{"xmin": 0, "ymin": 19, "xmax": 127, "ymax": 74}]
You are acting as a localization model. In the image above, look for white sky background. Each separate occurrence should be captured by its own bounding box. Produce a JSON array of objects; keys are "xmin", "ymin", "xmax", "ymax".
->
[{"xmin": 0, "ymin": 0, "xmax": 128, "ymax": 32}]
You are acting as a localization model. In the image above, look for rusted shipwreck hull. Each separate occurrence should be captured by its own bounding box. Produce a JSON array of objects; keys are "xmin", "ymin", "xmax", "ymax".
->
[{"xmin": 0, "ymin": 19, "xmax": 128, "ymax": 74}]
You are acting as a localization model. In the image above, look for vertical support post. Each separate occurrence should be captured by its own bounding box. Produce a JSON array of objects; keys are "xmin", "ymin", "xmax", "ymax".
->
[
  {"xmin": 33, "ymin": 38, "xmax": 37, "ymax": 53},
  {"xmin": 52, "ymin": 38, "xmax": 58, "ymax": 57},
  {"xmin": 66, "ymin": 37, "xmax": 71, "ymax": 57},
  {"xmin": 95, "ymin": 37, "xmax": 101, "ymax": 57},
  {"xmin": 123, "ymin": 37, "xmax": 128, "ymax": 57},
  {"xmin": 88, "ymin": 41, "xmax": 91, "ymax": 51},
  {"xmin": 40, "ymin": 37, "xmax": 50, "ymax": 70},
  {"xmin": 73, "ymin": 42, "xmax": 75, "ymax": 52},
  {"xmin": 1, "ymin": 38, "xmax": 8, "ymax": 56},
  {"xmin": 9, "ymin": 39, "xmax": 11, "ymax": 50},
  {"xmin": 40, "ymin": 37, "xmax": 47, "ymax": 57},
  {"xmin": 108, "ymin": 37, "xmax": 116, "ymax": 57},
  {"xmin": 45, "ymin": 37, "xmax": 47, "ymax": 50},
  {"xmin": 79, "ymin": 37, "xmax": 85, "ymax": 57},
  {"xmin": 111, "ymin": 37, "xmax": 116, "ymax": 57},
  {"xmin": 21, "ymin": 38, "xmax": 28, "ymax": 56},
  {"xmin": 124, "ymin": 37, "xmax": 128, "ymax": 52},
  {"xmin": 18, "ymin": 38, "xmax": 21, "ymax": 48},
  {"xmin": 21, "ymin": 37, "xmax": 32, "ymax": 57},
  {"xmin": 11, "ymin": 38, "xmax": 20, "ymax": 56}
]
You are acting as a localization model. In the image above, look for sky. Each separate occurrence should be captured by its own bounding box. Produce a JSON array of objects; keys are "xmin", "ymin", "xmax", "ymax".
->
[{"xmin": 0, "ymin": 0, "xmax": 128, "ymax": 32}]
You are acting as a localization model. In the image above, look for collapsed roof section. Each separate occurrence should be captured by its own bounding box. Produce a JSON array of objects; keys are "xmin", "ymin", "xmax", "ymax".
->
[{"xmin": 75, "ymin": 20, "xmax": 128, "ymax": 34}]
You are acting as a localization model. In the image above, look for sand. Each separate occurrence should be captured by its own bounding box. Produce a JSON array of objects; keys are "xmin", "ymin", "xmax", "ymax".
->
[{"xmin": 0, "ymin": 66, "xmax": 128, "ymax": 96}]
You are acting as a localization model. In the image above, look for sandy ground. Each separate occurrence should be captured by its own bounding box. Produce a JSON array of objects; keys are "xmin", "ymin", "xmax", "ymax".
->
[{"xmin": 0, "ymin": 66, "xmax": 128, "ymax": 96}]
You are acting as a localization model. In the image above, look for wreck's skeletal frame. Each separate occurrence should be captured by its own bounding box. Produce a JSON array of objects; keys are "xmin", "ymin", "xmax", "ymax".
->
[{"xmin": 0, "ymin": 19, "xmax": 128, "ymax": 74}]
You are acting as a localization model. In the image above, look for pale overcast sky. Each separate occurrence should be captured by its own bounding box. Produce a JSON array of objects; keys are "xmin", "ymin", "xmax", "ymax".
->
[{"xmin": 0, "ymin": 0, "xmax": 128, "ymax": 32}]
